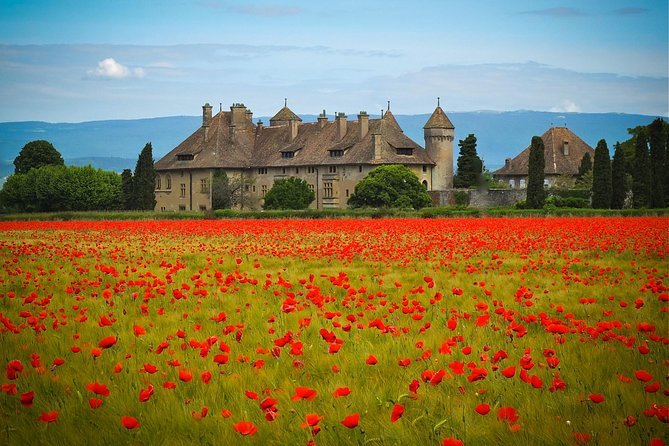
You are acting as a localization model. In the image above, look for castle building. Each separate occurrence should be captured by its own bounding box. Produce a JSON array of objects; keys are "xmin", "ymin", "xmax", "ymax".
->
[
  {"xmin": 154, "ymin": 102, "xmax": 454, "ymax": 211},
  {"xmin": 493, "ymin": 127, "xmax": 595, "ymax": 189}
]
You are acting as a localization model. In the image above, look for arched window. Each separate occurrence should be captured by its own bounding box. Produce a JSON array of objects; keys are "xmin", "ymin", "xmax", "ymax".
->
[
  {"xmin": 166, "ymin": 174, "xmax": 172, "ymax": 190},
  {"xmin": 422, "ymin": 180, "xmax": 428, "ymax": 190},
  {"xmin": 156, "ymin": 175, "xmax": 161, "ymax": 190}
]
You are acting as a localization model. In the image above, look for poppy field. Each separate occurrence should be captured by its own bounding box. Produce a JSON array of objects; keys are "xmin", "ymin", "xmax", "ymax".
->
[{"xmin": 0, "ymin": 217, "xmax": 667, "ymax": 445}]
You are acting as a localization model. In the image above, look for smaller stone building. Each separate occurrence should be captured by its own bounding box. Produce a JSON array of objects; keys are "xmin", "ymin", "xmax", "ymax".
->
[{"xmin": 493, "ymin": 127, "xmax": 595, "ymax": 189}]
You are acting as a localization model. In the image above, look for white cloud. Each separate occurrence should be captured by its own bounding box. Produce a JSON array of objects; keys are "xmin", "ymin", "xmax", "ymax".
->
[
  {"xmin": 550, "ymin": 100, "xmax": 581, "ymax": 113},
  {"xmin": 87, "ymin": 58, "xmax": 145, "ymax": 79}
]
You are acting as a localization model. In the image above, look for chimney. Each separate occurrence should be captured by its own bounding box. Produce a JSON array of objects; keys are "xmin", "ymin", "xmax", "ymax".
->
[
  {"xmin": 358, "ymin": 111, "xmax": 368, "ymax": 140},
  {"xmin": 230, "ymin": 103, "xmax": 247, "ymax": 129},
  {"xmin": 318, "ymin": 109, "xmax": 328, "ymax": 129},
  {"xmin": 563, "ymin": 140, "xmax": 569, "ymax": 156},
  {"xmin": 336, "ymin": 112, "xmax": 347, "ymax": 140},
  {"xmin": 373, "ymin": 133, "xmax": 382, "ymax": 160},
  {"xmin": 505, "ymin": 158, "xmax": 511, "ymax": 167},
  {"xmin": 202, "ymin": 103, "xmax": 212, "ymax": 127},
  {"xmin": 289, "ymin": 120, "xmax": 299, "ymax": 141},
  {"xmin": 256, "ymin": 120, "xmax": 263, "ymax": 132},
  {"xmin": 202, "ymin": 103, "xmax": 212, "ymax": 141},
  {"xmin": 245, "ymin": 108, "xmax": 253, "ymax": 123}
]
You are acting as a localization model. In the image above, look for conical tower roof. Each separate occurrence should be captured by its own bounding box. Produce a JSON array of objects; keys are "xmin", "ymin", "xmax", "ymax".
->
[
  {"xmin": 270, "ymin": 106, "xmax": 302, "ymax": 122},
  {"xmin": 423, "ymin": 106, "xmax": 454, "ymax": 129}
]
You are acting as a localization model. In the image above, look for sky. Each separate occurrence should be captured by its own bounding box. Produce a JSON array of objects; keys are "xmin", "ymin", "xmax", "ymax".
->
[{"xmin": 0, "ymin": 0, "xmax": 667, "ymax": 122}]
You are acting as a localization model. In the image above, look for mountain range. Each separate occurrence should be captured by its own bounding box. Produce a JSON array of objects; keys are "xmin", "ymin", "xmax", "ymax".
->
[{"xmin": 0, "ymin": 111, "xmax": 661, "ymax": 180}]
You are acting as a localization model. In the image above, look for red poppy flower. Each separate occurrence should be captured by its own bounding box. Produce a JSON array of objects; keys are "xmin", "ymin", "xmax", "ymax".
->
[
  {"xmin": 497, "ymin": 406, "xmax": 519, "ymax": 423},
  {"xmin": 163, "ymin": 381, "xmax": 176, "ymax": 389},
  {"xmin": 291, "ymin": 386, "xmax": 317, "ymax": 401},
  {"xmin": 19, "ymin": 390, "xmax": 34, "ymax": 408},
  {"xmin": 333, "ymin": 387, "xmax": 351, "ymax": 397},
  {"xmin": 133, "ymin": 325, "xmax": 146, "ymax": 336},
  {"xmin": 6, "ymin": 360, "xmax": 23, "ymax": 380},
  {"xmin": 442, "ymin": 438, "xmax": 464, "ymax": 446},
  {"xmin": 221, "ymin": 409, "xmax": 232, "ymax": 418},
  {"xmin": 341, "ymin": 413, "xmax": 359, "ymax": 429},
  {"xmin": 178, "ymin": 369, "xmax": 192, "ymax": 382},
  {"xmin": 121, "ymin": 416, "xmax": 140, "ymax": 429},
  {"xmin": 635, "ymin": 370, "xmax": 653, "ymax": 382},
  {"xmin": 98, "ymin": 336, "xmax": 117, "ymax": 349},
  {"xmin": 366, "ymin": 355, "xmax": 378, "ymax": 365},
  {"xmin": 38, "ymin": 410, "xmax": 59, "ymax": 423},
  {"xmin": 89, "ymin": 398, "xmax": 103, "ymax": 409},
  {"xmin": 302, "ymin": 413, "xmax": 323, "ymax": 427},
  {"xmin": 500, "ymin": 366, "xmax": 516, "ymax": 378},
  {"xmin": 245, "ymin": 390, "xmax": 259, "ymax": 400},
  {"xmin": 573, "ymin": 432, "xmax": 591, "ymax": 444},
  {"xmin": 139, "ymin": 385, "xmax": 154, "ymax": 402},
  {"xmin": 233, "ymin": 420, "xmax": 258, "ymax": 436},
  {"xmin": 86, "ymin": 382, "xmax": 110, "ymax": 397},
  {"xmin": 391, "ymin": 404, "xmax": 404, "ymax": 422},
  {"xmin": 143, "ymin": 363, "xmax": 158, "ymax": 374},
  {"xmin": 588, "ymin": 393, "xmax": 605, "ymax": 403},
  {"xmin": 475, "ymin": 403, "xmax": 490, "ymax": 415}
]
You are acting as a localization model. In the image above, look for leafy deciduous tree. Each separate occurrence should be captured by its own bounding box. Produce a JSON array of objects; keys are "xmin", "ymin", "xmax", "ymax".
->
[
  {"xmin": 263, "ymin": 177, "xmax": 315, "ymax": 210},
  {"xmin": 14, "ymin": 140, "xmax": 64, "ymax": 174},
  {"xmin": 348, "ymin": 165, "xmax": 432, "ymax": 210}
]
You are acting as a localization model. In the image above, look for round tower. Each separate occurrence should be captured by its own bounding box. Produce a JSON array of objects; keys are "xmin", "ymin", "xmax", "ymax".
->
[{"xmin": 423, "ymin": 102, "xmax": 454, "ymax": 190}]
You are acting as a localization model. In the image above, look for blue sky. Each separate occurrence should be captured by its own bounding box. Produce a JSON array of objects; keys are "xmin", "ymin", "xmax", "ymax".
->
[{"xmin": 0, "ymin": 0, "xmax": 667, "ymax": 122}]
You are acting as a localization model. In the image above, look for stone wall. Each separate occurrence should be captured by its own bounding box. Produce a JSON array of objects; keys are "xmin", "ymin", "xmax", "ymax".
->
[{"xmin": 429, "ymin": 189, "xmax": 526, "ymax": 208}]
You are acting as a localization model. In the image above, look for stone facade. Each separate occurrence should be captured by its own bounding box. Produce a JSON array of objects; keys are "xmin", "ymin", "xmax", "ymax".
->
[{"xmin": 154, "ymin": 102, "xmax": 454, "ymax": 211}]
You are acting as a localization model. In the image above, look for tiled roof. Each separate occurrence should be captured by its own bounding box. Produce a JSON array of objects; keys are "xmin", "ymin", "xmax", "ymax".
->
[
  {"xmin": 270, "ymin": 106, "xmax": 302, "ymax": 122},
  {"xmin": 155, "ymin": 107, "xmax": 435, "ymax": 171},
  {"xmin": 423, "ymin": 106, "xmax": 454, "ymax": 129},
  {"xmin": 493, "ymin": 127, "xmax": 595, "ymax": 176}
]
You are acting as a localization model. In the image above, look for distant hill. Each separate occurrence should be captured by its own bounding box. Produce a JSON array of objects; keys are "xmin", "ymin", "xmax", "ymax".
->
[{"xmin": 0, "ymin": 111, "xmax": 660, "ymax": 179}]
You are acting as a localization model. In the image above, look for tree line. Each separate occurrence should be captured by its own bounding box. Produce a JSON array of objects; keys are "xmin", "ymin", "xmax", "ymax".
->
[{"xmin": 0, "ymin": 140, "xmax": 156, "ymax": 213}]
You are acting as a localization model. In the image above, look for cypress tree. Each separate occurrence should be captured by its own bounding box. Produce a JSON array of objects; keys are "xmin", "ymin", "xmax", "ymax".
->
[
  {"xmin": 632, "ymin": 132, "xmax": 651, "ymax": 208},
  {"xmin": 453, "ymin": 134, "xmax": 482, "ymax": 188},
  {"xmin": 526, "ymin": 136, "xmax": 545, "ymax": 209},
  {"xmin": 577, "ymin": 153, "xmax": 592, "ymax": 179},
  {"xmin": 132, "ymin": 143, "xmax": 156, "ymax": 210},
  {"xmin": 610, "ymin": 143, "xmax": 627, "ymax": 209},
  {"xmin": 591, "ymin": 139, "xmax": 612, "ymax": 209},
  {"xmin": 121, "ymin": 169, "xmax": 134, "ymax": 210},
  {"xmin": 648, "ymin": 118, "xmax": 666, "ymax": 208}
]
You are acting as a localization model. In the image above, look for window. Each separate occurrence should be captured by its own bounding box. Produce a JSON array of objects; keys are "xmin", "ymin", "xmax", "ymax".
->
[
  {"xmin": 519, "ymin": 179, "xmax": 526, "ymax": 188},
  {"xmin": 396, "ymin": 148, "xmax": 413, "ymax": 156},
  {"xmin": 180, "ymin": 183, "xmax": 186, "ymax": 198},
  {"xmin": 307, "ymin": 167, "xmax": 316, "ymax": 174},
  {"xmin": 258, "ymin": 168, "xmax": 268, "ymax": 175},
  {"xmin": 199, "ymin": 205, "xmax": 207, "ymax": 211},
  {"xmin": 252, "ymin": 186, "xmax": 256, "ymax": 193},
  {"xmin": 156, "ymin": 176, "xmax": 161, "ymax": 190},
  {"xmin": 422, "ymin": 165, "xmax": 427, "ymax": 173},
  {"xmin": 281, "ymin": 151, "xmax": 295, "ymax": 159},
  {"xmin": 261, "ymin": 184, "xmax": 268, "ymax": 197},
  {"xmin": 323, "ymin": 182, "xmax": 333, "ymax": 198},
  {"xmin": 359, "ymin": 165, "xmax": 363, "ymax": 173},
  {"xmin": 179, "ymin": 205, "xmax": 186, "ymax": 211},
  {"xmin": 422, "ymin": 180, "xmax": 428, "ymax": 189},
  {"xmin": 308, "ymin": 184, "xmax": 314, "ymax": 192},
  {"xmin": 295, "ymin": 168, "xmax": 299, "ymax": 174},
  {"xmin": 200, "ymin": 178, "xmax": 210, "ymax": 194},
  {"xmin": 245, "ymin": 185, "xmax": 250, "ymax": 192},
  {"xmin": 166, "ymin": 175, "xmax": 172, "ymax": 190},
  {"xmin": 508, "ymin": 179, "xmax": 515, "ymax": 189},
  {"xmin": 160, "ymin": 206, "xmax": 166, "ymax": 212},
  {"xmin": 329, "ymin": 149, "xmax": 344, "ymax": 157},
  {"xmin": 345, "ymin": 189, "xmax": 349, "ymax": 198},
  {"xmin": 177, "ymin": 154, "xmax": 194, "ymax": 161},
  {"xmin": 282, "ymin": 168, "xmax": 286, "ymax": 174},
  {"xmin": 328, "ymin": 166, "xmax": 337, "ymax": 173}
]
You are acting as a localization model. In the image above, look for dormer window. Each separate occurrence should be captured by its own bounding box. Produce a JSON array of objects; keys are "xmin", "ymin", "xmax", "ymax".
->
[
  {"xmin": 396, "ymin": 148, "xmax": 413, "ymax": 156},
  {"xmin": 281, "ymin": 151, "xmax": 295, "ymax": 159},
  {"xmin": 177, "ymin": 154, "xmax": 194, "ymax": 161},
  {"xmin": 329, "ymin": 149, "xmax": 344, "ymax": 158}
]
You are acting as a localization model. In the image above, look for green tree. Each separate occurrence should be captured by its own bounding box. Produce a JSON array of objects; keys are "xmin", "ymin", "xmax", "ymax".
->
[
  {"xmin": 132, "ymin": 143, "xmax": 156, "ymax": 210},
  {"xmin": 648, "ymin": 117, "xmax": 666, "ymax": 208},
  {"xmin": 610, "ymin": 143, "xmax": 627, "ymax": 209},
  {"xmin": 632, "ymin": 132, "xmax": 652, "ymax": 208},
  {"xmin": 591, "ymin": 139, "xmax": 612, "ymax": 209},
  {"xmin": 212, "ymin": 170, "xmax": 233, "ymax": 209},
  {"xmin": 263, "ymin": 177, "xmax": 315, "ymax": 210},
  {"xmin": 525, "ymin": 136, "xmax": 545, "ymax": 209},
  {"xmin": 453, "ymin": 134, "xmax": 483, "ymax": 188},
  {"xmin": 577, "ymin": 153, "xmax": 592, "ymax": 179},
  {"xmin": 348, "ymin": 165, "xmax": 432, "ymax": 210},
  {"xmin": 14, "ymin": 140, "xmax": 64, "ymax": 174},
  {"xmin": 121, "ymin": 169, "xmax": 134, "ymax": 210}
]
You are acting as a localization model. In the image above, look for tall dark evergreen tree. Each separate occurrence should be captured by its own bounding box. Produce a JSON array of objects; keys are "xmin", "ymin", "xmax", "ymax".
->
[
  {"xmin": 648, "ymin": 118, "xmax": 666, "ymax": 208},
  {"xmin": 453, "ymin": 134, "xmax": 483, "ymax": 188},
  {"xmin": 526, "ymin": 136, "xmax": 545, "ymax": 209},
  {"xmin": 591, "ymin": 139, "xmax": 612, "ymax": 209},
  {"xmin": 577, "ymin": 153, "xmax": 592, "ymax": 179},
  {"xmin": 632, "ymin": 132, "xmax": 652, "ymax": 208},
  {"xmin": 610, "ymin": 143, "xmax": 627, "ymax": 209},
  {"xmin": 121, "ymin": 169, "xmax": 134, "ymax": 210},
  {"xmin": 132, "ymin": 143, "xmax": 156, "ymax": 210}
]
